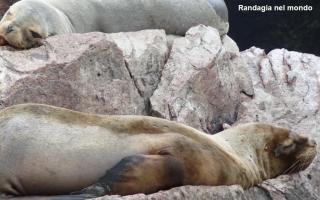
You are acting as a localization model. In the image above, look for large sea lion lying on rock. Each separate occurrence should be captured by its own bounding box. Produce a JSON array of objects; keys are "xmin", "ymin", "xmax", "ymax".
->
[
  {"xmin": 0, "ymin": 104, "xmax": 316, "ymax": 199},
  {"xmin": 0, "ymin": 0, "xmax": 229, "ymax": 48}
]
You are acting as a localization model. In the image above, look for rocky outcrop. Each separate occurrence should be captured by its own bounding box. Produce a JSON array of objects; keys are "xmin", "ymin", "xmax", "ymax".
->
[
  {"xmin": 236, "ymin": 47, "xmax": 320, "ymax": 199},
  {"xmin": 94, "ymin": 185, "xmax": 247, "ymax": 200},
  {"xmin": 0, "ymin": 30, "xmax": 169, "ymax": 115},
  {"xmin": 0, "ymin": 25, "xmax": 319, "ymax": 200},
  {"xmin": 150, "ymin": 26, "xmax": 240, "ymax": 133},
  {"xmin": 0, "ymin": 25, "xmax": 241, "ymax": 132}
]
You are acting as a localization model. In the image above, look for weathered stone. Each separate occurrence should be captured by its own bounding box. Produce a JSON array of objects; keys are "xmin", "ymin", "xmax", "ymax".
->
[
  {"xmin": 236, "ymin": 47, "xmax": 320, "ymax": 199},
  {"xmin": 150, "ymin": 25, "xmax": 241, "ymax": 133},
  {"xmin": 107, "ymin": 30, "xmax": 168, "ymax": 101},
  {"xmin": 0, "ymin": 30, "xmax": 168, "ymax": 115},
  {"xmin": 94, "ymin": 185, "xmax": 247, "ymax": 200}
]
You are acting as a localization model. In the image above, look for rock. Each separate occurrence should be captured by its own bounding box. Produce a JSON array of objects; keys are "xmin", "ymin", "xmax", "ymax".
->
[
  {"xmin": 150, "ymin": 25, "xmax": 241, "ymax": 133},
  {"xmin": 94, "ymin": 185, "xmax": 247, "ymax": 200},
  {"xmin": 107, "ymin": 30, "xmax": 168, "ymax": 101},
  {"xmin": 0, "ymin": 30, "xmax": 168, "ymax": 115}
]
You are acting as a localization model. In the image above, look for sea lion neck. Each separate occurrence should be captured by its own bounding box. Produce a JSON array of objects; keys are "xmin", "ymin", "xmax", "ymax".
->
[{"xmin": 211, "ymin": 124, "xmax": 275, "ymax": 183}]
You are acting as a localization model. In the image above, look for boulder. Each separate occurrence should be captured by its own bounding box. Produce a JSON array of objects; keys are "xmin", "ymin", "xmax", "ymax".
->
[
  {"xmin": 94, "ymin": 185, "xmax": 247, "ymax": 200},
  {"xmin": 0, "ymin": 30, "xmax": 169, "ymax": 115},
  {"xmin": 237, "ymin": 47, "xmax": 320, "ymax": 199},
  {"xmin": 150, "ymin": 25, "xmax": 241, "ymax": 133}
]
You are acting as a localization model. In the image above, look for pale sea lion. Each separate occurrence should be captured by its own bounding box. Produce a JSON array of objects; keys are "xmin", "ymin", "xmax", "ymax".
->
[
  {"xmin": 0, "ymin": 104, "xmax": 316, "ymax": 199},
  {"xmin": 0, "ymin": 0, "xmax": 229, "ymax": 48}
]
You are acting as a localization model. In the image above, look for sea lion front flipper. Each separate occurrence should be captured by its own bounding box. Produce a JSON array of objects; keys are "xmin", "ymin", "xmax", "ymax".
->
[{"xmin": 72, "ymin": 154, "xmax": 184, "ymax": 196}]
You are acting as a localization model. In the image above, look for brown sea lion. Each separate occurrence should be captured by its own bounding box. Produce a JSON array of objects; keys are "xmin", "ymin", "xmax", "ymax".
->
[
  {"xmin": 0, "ymin": 0, "xmax": 229, "ymax": 49},
  {"xmin": 0, "ymin": 104, "xmax": 316, "ymax": 199}
]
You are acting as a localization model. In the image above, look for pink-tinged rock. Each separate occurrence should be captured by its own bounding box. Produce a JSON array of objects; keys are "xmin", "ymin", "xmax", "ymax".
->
[
  {"xmin": 0, "ymin": 30, "xmax": 168, "ymax": 115},
  {"xmin": 237, "ymin": 47, "xmax": 320, "ymax": 199},
  {"xmin": 107, "ymin": 30, "xmax": 168, "ymax": 100},
  {"xmin": 150, "ymin": 25, "xmax": 241, "ymax": 134},
  {"xmin": 93, "ymin": 185, "xmax": 247, "ymax": 200}
]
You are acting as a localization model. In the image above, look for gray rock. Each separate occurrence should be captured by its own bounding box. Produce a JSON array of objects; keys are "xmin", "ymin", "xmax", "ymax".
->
[
  {"xmin": 94, "ymin": 185, "xmax": 248, "ymax": 200},
  {"xmin": 237, "ymin": 47, "xmax": 320, "ymax": 199},
  {"xmin": 150, "ymin": 25, "xmax": 241, "ymax": 133},
  {"xmin": 107, "ymin": 30, "xmax": 169, "ymax": 101},
  {"xmin": 0, "ymin": 30, "xmax": 168, "ymax": 115}
]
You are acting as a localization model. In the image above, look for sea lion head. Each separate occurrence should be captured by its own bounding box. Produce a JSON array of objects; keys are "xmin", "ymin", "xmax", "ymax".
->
[
  {"xmin": 0, "ymin": 1, "xmax": 48, "ymax": 49},
  {"xmin": 263, "ymin": 126, "xmax": 317, "ymax": 177}
]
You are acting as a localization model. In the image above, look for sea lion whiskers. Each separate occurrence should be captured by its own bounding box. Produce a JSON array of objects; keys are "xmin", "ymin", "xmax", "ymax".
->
[{"xmin": 282, "ymin": 160, "xmax": 301, "ymax": 174}]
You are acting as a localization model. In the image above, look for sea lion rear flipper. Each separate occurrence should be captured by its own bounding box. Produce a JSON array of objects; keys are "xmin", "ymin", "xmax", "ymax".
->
[{"xmin": 72, "ymin": 154, "xmax": 184, "ymax": 196}]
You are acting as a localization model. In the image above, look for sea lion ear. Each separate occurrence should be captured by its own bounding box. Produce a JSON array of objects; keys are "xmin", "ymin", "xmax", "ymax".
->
[{"xmin": 274, "ymin": 139, "xmax": 296, "ymax": 157}]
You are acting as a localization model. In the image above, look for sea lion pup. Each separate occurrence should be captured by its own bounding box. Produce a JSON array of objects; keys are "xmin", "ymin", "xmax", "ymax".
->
[
  {"xmin": 0, "ymin": 104, "xmax": 316, "ymax": 199},
  {"xmin": 0, "ymin": 0, "xmax": 229, "ymax": 49}
]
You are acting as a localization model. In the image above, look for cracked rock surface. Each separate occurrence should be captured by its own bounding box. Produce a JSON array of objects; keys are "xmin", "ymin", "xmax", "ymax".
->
[
  {"xmin": 0, "ymin": 26, "xmax": 319, "ymax": 200},
  {"xmin": 0, "ymin": 31, "xmax": 168, "ymax": 115},
  {"xmin": 0, "ymin": 25, "xmax": 241, "ymax": 132},
  {"xmin": 150, "ymin": 25, "xmax": 241, "ymax": 134}
]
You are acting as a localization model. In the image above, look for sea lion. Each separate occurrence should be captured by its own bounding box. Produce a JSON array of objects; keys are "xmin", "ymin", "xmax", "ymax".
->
[
  {"xmin": 0, "ymin": 0, "xmax": 229, "ymax": 48},
  {"xmin": 0, "ymin": 104, "xmax": 316, "ymax": 199}
]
